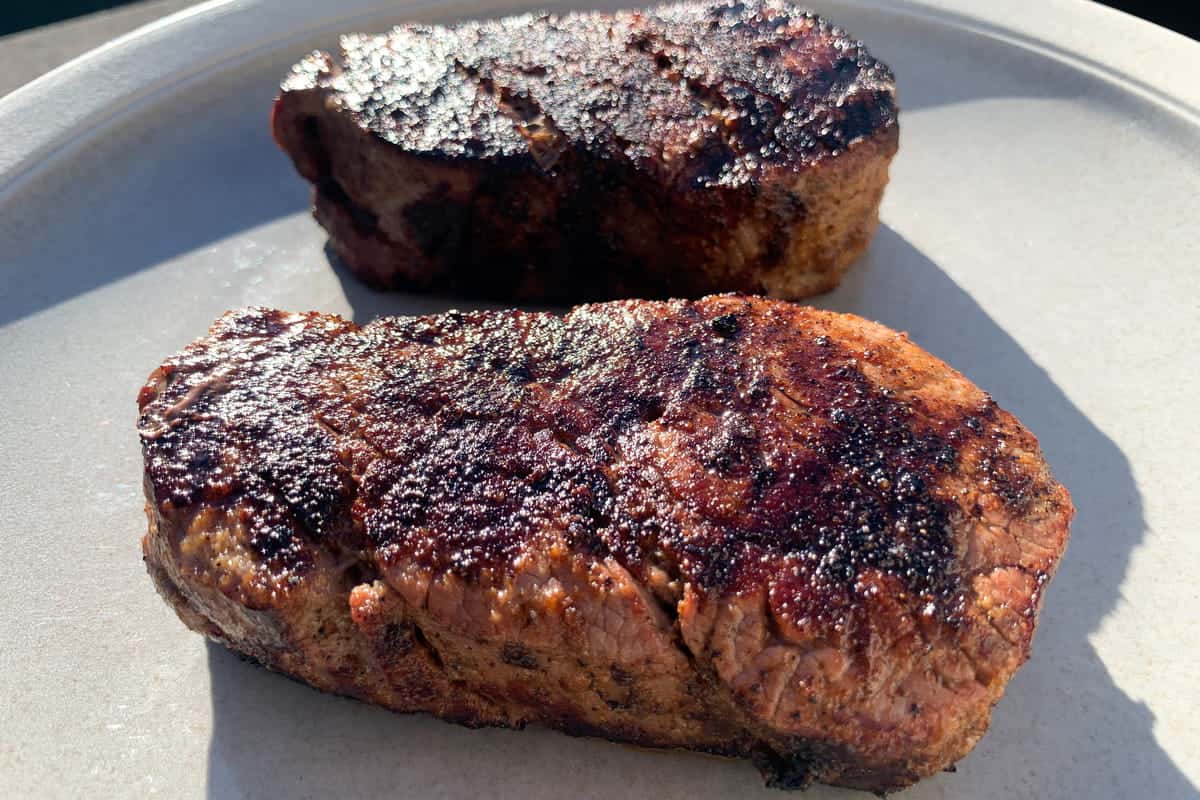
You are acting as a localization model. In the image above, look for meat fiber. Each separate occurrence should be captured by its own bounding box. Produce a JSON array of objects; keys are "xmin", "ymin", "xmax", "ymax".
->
[{"xmin": 139, "ymin": 296, "xmax": 1071, "ymax": 792}]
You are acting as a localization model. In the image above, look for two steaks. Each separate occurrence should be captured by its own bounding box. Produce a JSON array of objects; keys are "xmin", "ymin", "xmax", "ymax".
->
[
  {"xmin": 139, "ymin": 297, "xmax": 1072, "ymax": 792},
  {"xmin": 144, "ymin": 2, "xmax": 1071, "ymax": 790},
  {"xmin": 272, "ymin": 0, "xmax": 899, "ymax": 301}
]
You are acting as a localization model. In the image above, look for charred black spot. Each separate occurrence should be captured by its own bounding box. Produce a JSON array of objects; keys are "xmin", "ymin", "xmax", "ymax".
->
[
  {"xmin": 501, "ymin": 642, "xmax": 540, "ymax": 669},
  {"xmin": 711, "ymin": 313, "xmax": 741, "ymax": 338},
  {"xmin": 638, "ymin": 395, "xmax": 667, "ymax": 424},
  {"xmin": 506, "ymin": 360, "xmax": 534, "ymax": 384},
  {"xmin": 895, "ymin": 470, "xmax": 925, "ymax": 498},
  {"xmin": 384, "ymin": 623, "xmax": 415, "ymax": 655},
  {"xmin": 403, "ymin": 184, "xmax": 467, "ymax": 259},
  {"xmin": 935, "ymin": 444, "xmax": 958, "ymax": 471},
  {"xmin": 319, "ymin": 179, "xmax": 378, "ymax": 234},
  {"xmin": 139, "ymin": 292, "xmax": 1058, "ymax": 684},
  {"xmin": 752, "ymin": 466, "xmax": 778, "ymax": 492},
  {"xmin": 702, "ymin": 413, "xmax": 761, "ymax": 474},
  {"xmin": 245, "ymin": 504, "xmax": 307, "ymax": 565},
  {"xmin": 753, "ymin": 748, "xmax": 817, "ymax": 791},
  {"xmin": 609, "ymin": 665, "xmax": 634, "ymax": 686},
  {"xmin": 685, "ymin": 362, "xmax": 719, "ymax": 393}
]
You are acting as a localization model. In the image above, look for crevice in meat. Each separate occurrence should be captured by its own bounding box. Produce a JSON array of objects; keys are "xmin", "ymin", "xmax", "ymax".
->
[
  {"xmin": 342, "ymin": 558, "xmax": 379, "ymax": 589},
  {"xmin": 409, "ymin": 622, "xmax": 446, "ymax": 671}
]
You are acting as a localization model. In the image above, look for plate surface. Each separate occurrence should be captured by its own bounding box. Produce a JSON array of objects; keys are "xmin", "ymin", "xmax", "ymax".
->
[{"xmin": 1, "ymin": 1, "xmax": 1198, "ymax": 797}]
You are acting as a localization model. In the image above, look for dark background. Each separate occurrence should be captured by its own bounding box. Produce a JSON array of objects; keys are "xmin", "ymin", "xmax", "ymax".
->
[{"xmin": 2, "ymin": 0, "xmax": 1199, "ymax": 39}]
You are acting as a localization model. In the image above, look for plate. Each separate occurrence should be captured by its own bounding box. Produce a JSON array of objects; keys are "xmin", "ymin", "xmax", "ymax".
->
[{"xmin": 1, "ymin": 1, "xmax": 1197, "ymax": 797}]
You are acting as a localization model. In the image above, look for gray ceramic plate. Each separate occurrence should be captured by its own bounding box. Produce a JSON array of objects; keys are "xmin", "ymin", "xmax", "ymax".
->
[{"xmin": 1, "ymin": 1, "xmax": 1197, "ymax": 797}]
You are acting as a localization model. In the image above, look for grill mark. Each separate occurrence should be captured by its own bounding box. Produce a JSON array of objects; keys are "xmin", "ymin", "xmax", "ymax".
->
[
  {"xmin": 137, "ymin": 300, "xmax": 1075, "ymax": 794},
  {"xmin": 626, "ymin": 32, "xmax": 740, "ymax": 179},
  {"xmin": 293, "ymin": 1, "xmax": 896, "ymax": 185},
  {"xmin": 140, "ymin": 301, "xmax": 1059, "ymax": 655},
  {"xmin": 624, "ymin": 26, "xmax": 804, "ymax": 176}
]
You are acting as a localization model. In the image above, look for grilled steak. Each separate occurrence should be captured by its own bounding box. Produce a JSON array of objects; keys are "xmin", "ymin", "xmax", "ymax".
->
[
  {"xmin": 271, "ymin": 1, "xmax": 899, "ymax": 301},
  {"xmin": 139, "ymin": 297, "xmax": 1070, "ymax": 792}
]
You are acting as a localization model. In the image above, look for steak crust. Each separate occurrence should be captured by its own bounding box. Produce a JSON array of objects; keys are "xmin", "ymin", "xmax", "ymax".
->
[
  {"xmin": 139, "ymin": 297, "xmax": 1071, "ymax": 792},
  {"xmin": 271, "ymin": 0, "xmax": 899, "ymax": 301}
]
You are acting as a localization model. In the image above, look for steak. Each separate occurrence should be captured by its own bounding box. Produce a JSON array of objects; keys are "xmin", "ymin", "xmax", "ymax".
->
[
  {"xmin": 139, "ymin": 296, "xmax": 1071, "ymax": 792},
  {"xmin": 271, "ymin": 1, "xmax": 899, "ymax": 301}
]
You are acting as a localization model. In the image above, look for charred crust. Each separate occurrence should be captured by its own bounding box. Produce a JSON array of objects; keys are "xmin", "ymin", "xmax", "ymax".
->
[
  {"xmin": 609, "ymin": 665, "xmax": 635, "ymax": 686},
  {"xmin": 270, "ymin": 2, "xmax": 901, "ymax": 303},
  {"xmin": 280, "ymin": 0, "xmax": 897, "ymax": 184},
  {"xmin": 139, "ymin": 298, "xmax": 1071, "ymax": 794},
  {"xmin": 752, "ymin": 746, "xmax": 818, "ymax": 790},
  {"xmin": 139, "ymin": 298, "xmax": 1067, "ymax": 634},
  {"xmin": 710, "ymin": 313, "xmax": 741, "ymax": 338},
  {"xmin": 501, "ymin": 643, "xmax": 540, "ymax": 670},
  {"xmin": 140, "ymin": 296, "xmax": 1073, "ymax": 795}
]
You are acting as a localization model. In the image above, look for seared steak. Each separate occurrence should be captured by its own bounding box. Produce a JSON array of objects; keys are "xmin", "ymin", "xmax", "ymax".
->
[
  {"xmin": 272, "ymin": 1, "xmax": 899, "ymax": 301},
  {"xmin": 139, "ymin": 297, "xmax": 1070, "ymax": 792}
]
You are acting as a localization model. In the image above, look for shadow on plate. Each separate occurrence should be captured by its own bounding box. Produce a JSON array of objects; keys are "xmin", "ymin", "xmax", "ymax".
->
[
  {"xmin": 204, "ymin": 226, "xmax": 1196, "ymax": 799},
  {"xmin": 323, "ymin": 241, "xmax": 535, "ymax": 324},
  {"xmin": 0, "ymin": 70, "xmax": 307, "ymax": 328},
  {"xmin": 811, "ymin": 228, "xmax": 1197, "ymax": 798}
]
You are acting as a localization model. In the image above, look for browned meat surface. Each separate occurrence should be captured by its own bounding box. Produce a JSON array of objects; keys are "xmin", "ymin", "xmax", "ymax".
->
[
  {"xmin": 139, "ymin": 296, "xmax": 1071, "ymax": 792},
  {"xmin": 271, "ymin": 0, "xmax": 899, "ymax": 302}
]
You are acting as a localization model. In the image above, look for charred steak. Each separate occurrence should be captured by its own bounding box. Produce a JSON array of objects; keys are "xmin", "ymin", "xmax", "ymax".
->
[
  {"xmin": 139, "ymin": 296, "xmax": 1070, "ymax": 792},
  {"xmin": 272, "ymin": 1, "xmax": 899, "ymax": 301}
]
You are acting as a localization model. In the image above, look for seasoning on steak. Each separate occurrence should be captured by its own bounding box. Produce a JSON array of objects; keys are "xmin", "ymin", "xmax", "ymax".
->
[
  {"xmin": 139, "ymin": 296, "xmax": 1071, "ymax": 792},
  {"xmin": 271, "ymin": 0, "xmax": 899, "ymax": 302}
]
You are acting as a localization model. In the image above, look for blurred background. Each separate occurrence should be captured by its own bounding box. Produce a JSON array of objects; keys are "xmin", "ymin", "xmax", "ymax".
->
[{"xmin": 2, "ymin": 0, "xmax": 1198, "ymax": 39}]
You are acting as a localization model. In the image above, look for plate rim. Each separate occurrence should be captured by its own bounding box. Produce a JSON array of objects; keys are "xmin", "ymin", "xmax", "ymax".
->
[
  {"xmin": 0, "ymin": 0, "xmax": 1197, "ymax": 199},
  {"xmin": 0, "ymin": 0, "xmax": 1197, "ymax": 796}
]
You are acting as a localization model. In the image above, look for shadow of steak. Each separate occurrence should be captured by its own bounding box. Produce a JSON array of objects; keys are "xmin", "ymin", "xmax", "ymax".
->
[
  {"xmin": 139, "ymin": 297, "xmax": 1071, "ymax": 792},
  {"xmin": 271, "ymin": 0, "xmax": 899, "ymax": 301}
]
